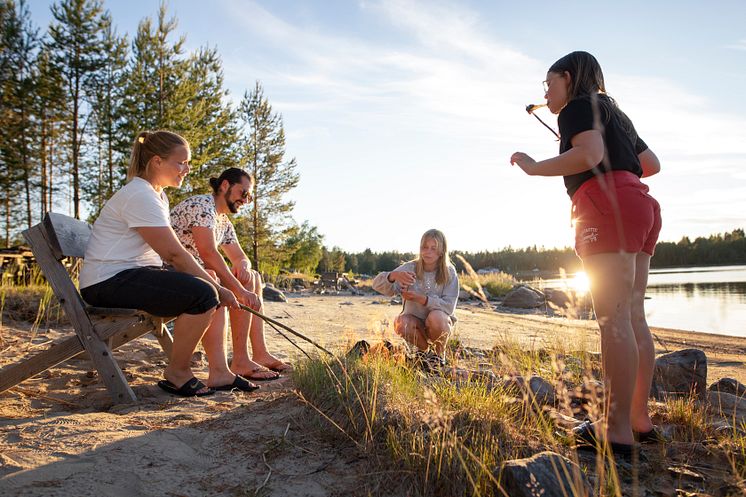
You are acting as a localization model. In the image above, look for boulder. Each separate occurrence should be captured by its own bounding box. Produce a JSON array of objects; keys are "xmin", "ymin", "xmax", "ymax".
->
[
  {"xmin": 501, "ymin": 285, "xmax": 545, "ymax": 309},
  {"xmin": 492, "ymin": 375, "xmax": 555, "ymax": 406},
  {"xmin": 650, "ymin": 348, "xmax": 707, "ymax": 400},
  {"xmin": 709, "ymin": 377, "xmax": 746, "ymax": 397},
  {"xmin": 528, "ymin": 375, "xmax": 556, "ymax": 405},
  {"xmin": 498, "ymin": 451, "xmax": 590, "ymax": 497},
  {"xmin": 708, "ymin": 390, "xmax": 746, "ymax": 424},
  {"xmin": 262, "ymin": 283, "xmax": 287, "ymax": 303},
  {"xmin": 545, "ymin": 288, "xmax": 572, "ymax": 310}
]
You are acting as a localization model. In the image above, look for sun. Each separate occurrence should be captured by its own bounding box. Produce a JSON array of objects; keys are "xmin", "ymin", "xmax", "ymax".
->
[{"xmin": 570, "ymin": 271, "xmax": 590, "ymax": 294}]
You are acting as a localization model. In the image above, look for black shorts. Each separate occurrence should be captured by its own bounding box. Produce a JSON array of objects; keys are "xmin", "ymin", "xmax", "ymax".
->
[{"xmin": 80, "ymin": 266, "xmax": 219, "ymax": 317}]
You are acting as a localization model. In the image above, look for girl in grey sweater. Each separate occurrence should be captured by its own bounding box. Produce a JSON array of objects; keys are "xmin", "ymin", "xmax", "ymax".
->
[{"xmin": 372, "ymin": 229, "xmax": 459, "ymax": 361}]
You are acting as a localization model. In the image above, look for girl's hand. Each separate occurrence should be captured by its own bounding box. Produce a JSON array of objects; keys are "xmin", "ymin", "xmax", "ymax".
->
[
  {"xmin": 510, "ymin": 152, "xmax": 537, "ymax": 174},
  {"xmin": 391, "ymin": 271, "xmax": 416, "ymax": 289},
  {"xmin": 401, "ymin": 289, "xmax": 427, "ymax": 306}
]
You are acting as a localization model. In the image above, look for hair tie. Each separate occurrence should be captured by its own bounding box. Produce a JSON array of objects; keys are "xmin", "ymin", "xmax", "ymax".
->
[{"xmin": 138, "ymin": 136, "xmax": 145, "ymax": 144}]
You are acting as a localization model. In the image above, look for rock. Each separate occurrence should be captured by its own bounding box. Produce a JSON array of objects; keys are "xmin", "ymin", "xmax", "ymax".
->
[
  {"xmin": 708, "ymin": 390, "xmax": 746, "ymax": 424},
  {"xmin": 501, "ymin": 285, "xmax": 545, "ymax": 309},
  {"xmin": 263, "ymin": 284, "xmax": 287, "ymax": 302},
  {"xmin": 498, "ymin": 451, "xmax": 590, "ymax": 497},
  {"xmin": 528, "ymin": 375, "xmax": 556, "ymax": 405},
  {"xmin": 708, "ymin": 377, "xmax": 746, "ymax": 397},
  {"xmin": 545, "ymin": 288, "xmax": 572, "ymax": 310},
  {"xmin": 650, "ymin": 349, "xmax": 707, "ymax": 400}
]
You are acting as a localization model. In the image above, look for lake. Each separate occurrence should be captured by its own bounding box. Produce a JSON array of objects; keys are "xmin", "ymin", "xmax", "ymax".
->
[{"xmin": 536, "ymin": 265, "xmax": 746, "ymax": 337}]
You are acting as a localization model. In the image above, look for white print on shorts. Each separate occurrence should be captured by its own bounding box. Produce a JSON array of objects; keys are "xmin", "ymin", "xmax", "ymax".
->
[{"xmin": 580, "ymin": 227, "xmax": 599, "ymax": 244}]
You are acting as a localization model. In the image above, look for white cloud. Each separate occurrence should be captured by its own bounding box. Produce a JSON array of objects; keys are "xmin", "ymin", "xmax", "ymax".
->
[{"xmin": 219, "ymin": 0, "xmax": 746, "ymax": 251}]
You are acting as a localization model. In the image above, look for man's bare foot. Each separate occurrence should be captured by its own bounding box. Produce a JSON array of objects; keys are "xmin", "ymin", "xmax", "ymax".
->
[
  {"xmin": 231, "ymin": 359, "xmax": 281, "ymax": 380},
  {"xmin": 253, "ymin": 354, "xmax": 291, "ymax": 373}
]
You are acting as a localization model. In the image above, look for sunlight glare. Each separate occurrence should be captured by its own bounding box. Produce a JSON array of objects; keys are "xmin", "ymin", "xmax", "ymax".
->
[{"xmin": 571, "ymin": 271, "xmax": 590, "ymax": 294}]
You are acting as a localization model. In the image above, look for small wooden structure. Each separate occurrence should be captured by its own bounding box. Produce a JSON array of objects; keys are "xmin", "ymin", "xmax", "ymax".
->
[
  {"xmin": 314, "ymin": 271, "xmax": 340, "ymax": 293},
  {"xmin": 0, "ymin": 213, "xmax": 175, "ymax": 403}
]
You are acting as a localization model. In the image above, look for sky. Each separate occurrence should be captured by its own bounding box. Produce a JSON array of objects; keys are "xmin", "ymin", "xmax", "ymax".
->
[{"xmin": 27, "ymin": 0, "xmax": 746, "ymax": 252}]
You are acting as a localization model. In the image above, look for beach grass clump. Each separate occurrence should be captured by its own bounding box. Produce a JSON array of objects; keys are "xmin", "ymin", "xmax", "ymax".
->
[
  {"xmin": 459, "ymin": 271, "xmax": 516, "ymax": 299},
  {"xmin": 293, "ymin": 346, "xmax": 592, "ymax": 496}
]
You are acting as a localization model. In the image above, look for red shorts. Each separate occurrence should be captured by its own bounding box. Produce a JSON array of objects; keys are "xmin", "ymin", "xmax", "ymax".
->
[{"xmin": 571, "ymin": 171, "xmax": 662, "ymax": 258}]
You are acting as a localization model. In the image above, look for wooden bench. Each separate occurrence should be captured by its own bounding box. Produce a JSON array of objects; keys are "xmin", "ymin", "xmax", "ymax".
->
[
  {"xmin": 0, "ymin": 212, "xmax": 175, "ymax": 404},
  {"xmin": 314, "ymin": 271, "xmax": 340, "ymax": 293}
]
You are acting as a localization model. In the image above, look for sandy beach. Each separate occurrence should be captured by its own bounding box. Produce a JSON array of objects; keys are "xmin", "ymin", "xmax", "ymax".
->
[{"xmin": 1, "ymin": 294, "xmax": 745, "ymax": 496}]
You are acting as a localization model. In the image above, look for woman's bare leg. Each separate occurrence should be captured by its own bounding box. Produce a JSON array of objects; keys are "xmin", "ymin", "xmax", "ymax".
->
[
  {"xmin": 394, "ymin": 314, "xmax": 428, "ymax": 350},
  {"xmin": 424, "ymin": 310, "xmax": 452, "ymax": 356}
]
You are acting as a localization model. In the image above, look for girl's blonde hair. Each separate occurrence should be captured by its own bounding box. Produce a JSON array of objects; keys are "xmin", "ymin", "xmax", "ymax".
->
[
  {"xmin": 127, "ymin": 130, "xmax": 189, "ymax": 181},
  {"xmin": 414, "ymin": 228, "xmax": 451, "ymax": 286}
]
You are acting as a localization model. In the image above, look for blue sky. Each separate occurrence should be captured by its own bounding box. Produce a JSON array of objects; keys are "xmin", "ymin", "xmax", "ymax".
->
[{"xmin": 29, "ymin": 0, "xmax": 746, "ymax": 252}]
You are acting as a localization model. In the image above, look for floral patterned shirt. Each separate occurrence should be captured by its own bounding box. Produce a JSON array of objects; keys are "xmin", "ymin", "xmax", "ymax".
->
[{"xmin": 170, "ymin": 194, "xmax": 237, "ymax": 266}]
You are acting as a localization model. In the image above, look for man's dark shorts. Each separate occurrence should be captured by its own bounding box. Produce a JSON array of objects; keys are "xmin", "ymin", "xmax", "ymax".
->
[{"xmin": 80, "ymin": 266, "xmax": 218, "ymax": 317}]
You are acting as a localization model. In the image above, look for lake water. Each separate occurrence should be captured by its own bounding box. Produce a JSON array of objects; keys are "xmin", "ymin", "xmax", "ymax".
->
[{"xmin": 537, "ymin": 265, "xmax": 746, "ymax": 337}]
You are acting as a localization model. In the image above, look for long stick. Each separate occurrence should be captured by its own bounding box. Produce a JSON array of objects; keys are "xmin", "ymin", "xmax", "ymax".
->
[{"xmin": 239, "ymin": 304, "xmax": 333, "ymax": 357}]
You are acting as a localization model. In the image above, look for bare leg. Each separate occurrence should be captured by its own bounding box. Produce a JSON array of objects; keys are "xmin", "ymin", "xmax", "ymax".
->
[
  {"xmin": 582, "ymin": 251, "xmax": 637, "ymax": 445},
  {"xmin": 394, "ymin": 314, "xmax": 428, "ymax": 351},
  {"xmin": 630, "ymin": 252, "xmax": 655, "ymax": 433},
  {"xmin": 164, "ymin": 308, "xmax": 216, "ymax": 394},
  {"xmin": 424, "ymin": 310, "xmax": 452, "ymax": 356},
  {"xmin": 229, "ymin": 269, "xmax": 287, "ymax": 375},
  {"xmin": 199, "ymin": 307, "xmax": 244, "ymax": 387}
]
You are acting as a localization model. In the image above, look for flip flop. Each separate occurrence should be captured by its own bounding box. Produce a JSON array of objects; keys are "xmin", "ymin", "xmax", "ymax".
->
[
  {"xmin": 212, "ymin": 375, "xmax": 259, "ymax": 392},
  {"xmin": 572, "ymin": 420, "xmax": 634, "ymax": 458},
  {"xmin": 634, "ymin": 426, "xmax": 666, "ymax": 444},
  {"xmin": 158, "ymin": 377, "xmax": 214, "ymax": 397},
  {"xmin": 240, "ymin": 367, "xmax": 280, "ymax": 382},
  {"xmin": 262, "ymin": 360, "xmax": 291, "ymax": 373}
]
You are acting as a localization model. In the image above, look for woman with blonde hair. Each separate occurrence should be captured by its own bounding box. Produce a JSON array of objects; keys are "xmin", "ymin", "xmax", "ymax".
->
[
  {"xmin": 80, "ymin": 130, "xmax": 257, "ymax": 397},
  {"xmin": 372, "ymin": 229, "xmax": 459, "ymax": 367}
]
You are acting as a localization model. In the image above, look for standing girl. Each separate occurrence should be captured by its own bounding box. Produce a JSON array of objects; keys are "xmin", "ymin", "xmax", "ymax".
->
[
  {"xmin": 372, "ymin": 229, "xmax": 459, "ymax": 367},
  {"xmin": 510, "ymin": 51, "xmax": 662, "ymax": 455}
]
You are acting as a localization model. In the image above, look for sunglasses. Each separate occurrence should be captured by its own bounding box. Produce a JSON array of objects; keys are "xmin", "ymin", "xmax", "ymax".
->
[
  {"xmin": 525, "ymin": 103, "xmax": 560, "ymax": 141},
  {"xmin": 231, "ymin": 184, "xmax": 251, "ymax": 199}
]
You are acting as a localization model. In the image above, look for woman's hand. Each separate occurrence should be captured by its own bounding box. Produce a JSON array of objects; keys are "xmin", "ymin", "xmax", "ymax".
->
[
  {"xmin": 217, "ymin": 286, "xmax": 240, "ymax": 310},
  {"xmin": 390, "ymin": 270, "xmax": 416, "ymax": 289},
  {"xmin": 401, "ymin": 289, "xmax": 427, "ymax": 306},
  {"xmin": 510, "ymin": 152, "xmax": 537, "ymax": 174}
]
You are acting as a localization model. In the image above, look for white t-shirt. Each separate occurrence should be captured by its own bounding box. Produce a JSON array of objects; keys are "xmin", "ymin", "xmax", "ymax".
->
[{"xmin": 79, "ymin": 177, "xmax": 170, "ymax": 288}]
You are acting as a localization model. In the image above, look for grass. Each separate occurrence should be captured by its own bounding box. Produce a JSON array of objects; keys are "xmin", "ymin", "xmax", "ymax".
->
[
  {"xmin": 292, "ymin": 337, "xmax": 746, "ymax": 496},
  {"xmin": 459, "ymin": 271, "xmax": 516, "ymax": 299}
]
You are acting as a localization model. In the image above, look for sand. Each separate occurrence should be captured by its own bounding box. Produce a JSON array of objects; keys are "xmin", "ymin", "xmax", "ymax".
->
[{"xmin": 1, "ymin": 293, "xmax": 744, "ymax": 496}]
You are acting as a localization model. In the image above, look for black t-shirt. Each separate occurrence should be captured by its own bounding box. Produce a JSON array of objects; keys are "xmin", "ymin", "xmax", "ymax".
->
[{"xmin": 559, "ymin": 94, "xmax": 648, "ymax": 198}]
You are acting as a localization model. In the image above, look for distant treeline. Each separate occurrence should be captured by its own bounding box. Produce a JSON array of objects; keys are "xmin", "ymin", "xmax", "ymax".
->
[{"xmin": 318, "ymin": 229, "xmax": 746, "ymax": 276}]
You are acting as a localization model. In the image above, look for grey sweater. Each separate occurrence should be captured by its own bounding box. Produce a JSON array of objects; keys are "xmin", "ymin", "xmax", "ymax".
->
[{"xmin": 372, "ymin": 261, "xmax": 459, "ymax": 321}]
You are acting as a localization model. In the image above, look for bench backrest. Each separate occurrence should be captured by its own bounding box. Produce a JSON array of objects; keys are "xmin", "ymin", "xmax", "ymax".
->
[{"xmin": 42, "ymin": 212, "xmax": 92, "ymax": 260}]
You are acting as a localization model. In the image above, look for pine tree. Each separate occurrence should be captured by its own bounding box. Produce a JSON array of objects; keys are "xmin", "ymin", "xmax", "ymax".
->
[
  {"xmin": 236, "ymin": 81, "xmax": 300, "ymax": 273},
  {"xmin": 48, "ymin": 0, "xmax": 110, "ymax": 219},
  {"xmin": 0, "ymin": 0, "xmax": 39, "ymax": 240}
]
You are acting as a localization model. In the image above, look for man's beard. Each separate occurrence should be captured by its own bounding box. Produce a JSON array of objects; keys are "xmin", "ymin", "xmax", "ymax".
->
[{"xmin": 224, "ymin": 191, "xmax": 240, "ymax": 214}]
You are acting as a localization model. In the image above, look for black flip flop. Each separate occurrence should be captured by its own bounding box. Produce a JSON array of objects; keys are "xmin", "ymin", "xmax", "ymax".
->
[
  {"xmin": 212, "ymin": 375, "xmax": 260, "ymax": 392},
  {"xmin": 158, "ymin": 377, "xmax": 214, "ymax": 397},
  {"xmin": 572, "ymin": 420, "xmax": 634, "ymax": 458},
  {"xmin": 635, "ymin": 427, "xmax": 665, "ymax": 444}
]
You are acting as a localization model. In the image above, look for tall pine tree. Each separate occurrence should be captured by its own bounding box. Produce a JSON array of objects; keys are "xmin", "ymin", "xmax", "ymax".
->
[
  {"xmin": 236, "ymin": 81, "xmax": 300, "ymax": 273},
  {"xmin": 48, "ymin": 0, "xmax": 109, "ymax": 219}
]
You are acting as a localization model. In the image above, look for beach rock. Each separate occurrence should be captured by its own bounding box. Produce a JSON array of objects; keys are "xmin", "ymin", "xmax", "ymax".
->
[
  {"xmin": 501, "ymin": 285, "xmax": 545, "ymax": 309},
  {"xmin": 263, "ymin": 284, "xmax": 287, "ymax": 302},
  {"xmin": 709, "ymin": 377, "xmax": 746, "ymax": 397},
  {"xmin": 708, "ymin": 390, "xmax": 746, "ymax": 424},
  {"xmin": 545, "ymin": 288, "xmax": 571, "ymax": 310},
  {"xmin": 651, "ymin": 348, "xmax": 707, "ymax": 400},
  {"xmin": 498, "ymin": 451, "xmax": 590, "ymax": 497},
  {"xmin": 529, "ymin": 376, "xmax": 556, "ymax": 405}
]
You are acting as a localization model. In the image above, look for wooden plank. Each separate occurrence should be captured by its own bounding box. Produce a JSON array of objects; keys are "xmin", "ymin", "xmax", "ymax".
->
[
  {"xmin": 151, "ymin": 320, "xmax": 174, "ymax": 359},
  {"xmin": 0, "ymin": 334, "xmax": 85, "ymax": 394},
  {"xmin": 23, "ymin": 224, "xmax": 137, "ymax": 403}
]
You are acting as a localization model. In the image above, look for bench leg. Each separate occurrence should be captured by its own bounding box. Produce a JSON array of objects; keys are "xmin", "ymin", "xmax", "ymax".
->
[
  {"xmin": 0, "ymin": 334, "xmax": 85, "ymax": 394},
  {"xmin": 150, "ymin": 320, "xmax": 174, "ymax": 359}
]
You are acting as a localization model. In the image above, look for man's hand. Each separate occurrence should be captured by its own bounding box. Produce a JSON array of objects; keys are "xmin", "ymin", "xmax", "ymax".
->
[
  {"xmin": 232, "ymin": 259, "xmax": 253, "ymax": 283},
  {"xmin": 236, "ymin": 288, "xmax": 261, "ymax": 310}
]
